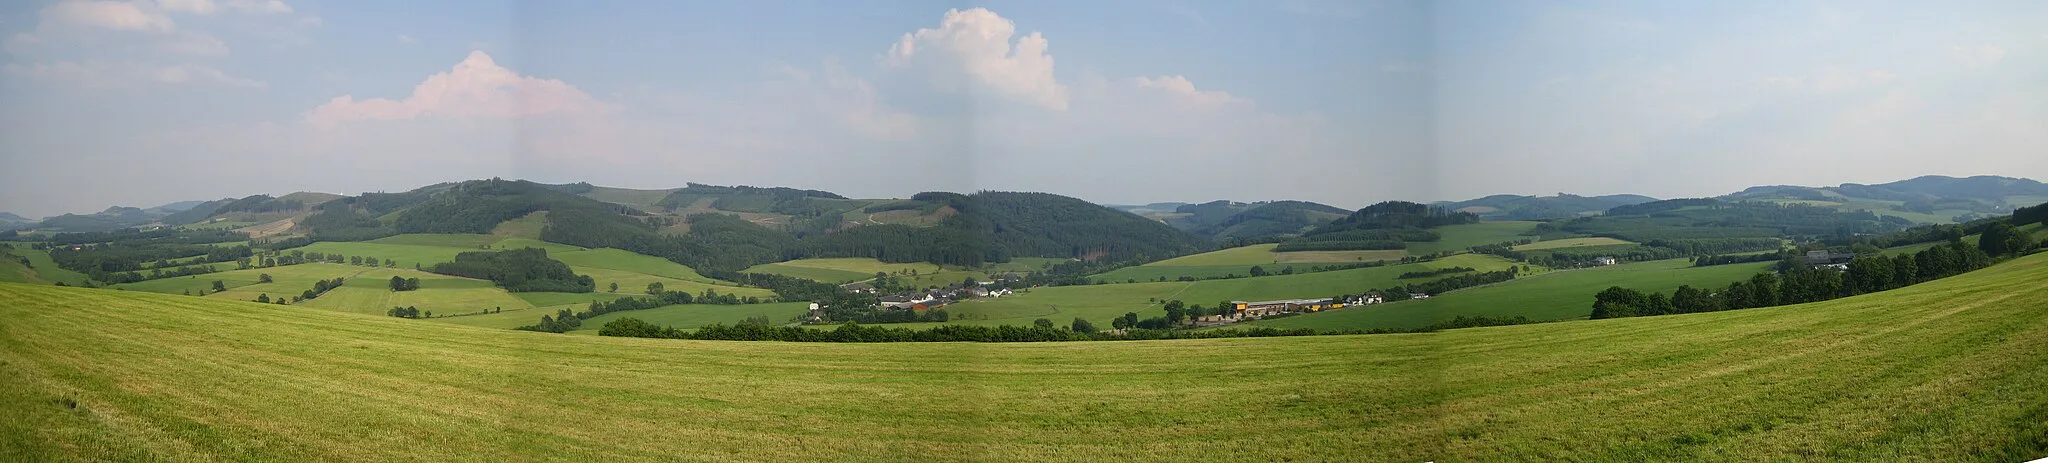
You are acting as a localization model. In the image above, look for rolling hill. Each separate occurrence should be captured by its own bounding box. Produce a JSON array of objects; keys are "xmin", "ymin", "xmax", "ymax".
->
[
  {"xmin": 4, "ymin": 251, "xmax": 2046, "ymax": 461},
  {"xmin": 1435, "ymin": 193, "xmax": 1658, "ymax": 220},
  {"xmin": 1723, "ymin": 175, "xmax": 2048, "ymax": 223}
]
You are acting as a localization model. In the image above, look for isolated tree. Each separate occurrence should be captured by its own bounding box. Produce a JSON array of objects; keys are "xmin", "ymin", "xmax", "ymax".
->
[
  {"xmin": 647, "ymin": 282, "xmax": 665, "ymax": 295},
  {"xmin": 258, "ymin": 273, "xmax": 273, "ymax": 283},
  {"xmin": 390, "ymin": 276, "xmax": 408, "ymax": 291},
  {"xmin": 1163, "ymin": 300, "xmax": 1187, "ymax": 325},
  {"xmin": 1121, "ymin": 312, "xmax": 1140, "ymax": 329},
  {"xmin": 609, "ymin": 282, "xmax": 619, "ymax": 293},
  {"xmin": 255, "ymin": 294, "xmax": 270, "ymax": 303},
  {"xmin": 1033, "ymin": 318, "xmax": 1054, "ymax": 329},
  {"xmin": 1071, "ymin": 317, "xmax": 1098, "ymax": 333},
  {"xmin": 1110, "ymin": 317, "xmax": 1130, "ymax": 331},
  {"xmin": 211, "ymin": 280, "xmax": 226, "ymax": 292},
  {"xmin": 1249, "ymin": 265, "xmax": 1269, "ymax": 277}
]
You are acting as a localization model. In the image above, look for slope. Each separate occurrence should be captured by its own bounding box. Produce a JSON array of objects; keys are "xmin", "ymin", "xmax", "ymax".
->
[{"xmin": 4, "ymin": 253, "xmax": 2047, "ymax": 461}]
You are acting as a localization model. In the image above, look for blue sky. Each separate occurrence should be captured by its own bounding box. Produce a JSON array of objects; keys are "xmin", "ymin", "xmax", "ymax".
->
[{"xmin": 2, "ymin": 0, "xmax": 2045, "ymax": 218}]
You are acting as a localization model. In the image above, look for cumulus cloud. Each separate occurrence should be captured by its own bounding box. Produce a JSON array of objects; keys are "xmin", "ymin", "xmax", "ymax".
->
[
  {"xmin": 305, "ymin": 51, "xmax": 615, "ymax": 125},
  {"xmin": 1131, "ymin": 75, "xmax": 1244, "ymax": 109},
  {"xmin": 885, "ymin": 8, "xmax": 1068, "ymax": 110},
  {"xmin": 44, "ymin": 0, "xmax": 175, "ymax": 32}
]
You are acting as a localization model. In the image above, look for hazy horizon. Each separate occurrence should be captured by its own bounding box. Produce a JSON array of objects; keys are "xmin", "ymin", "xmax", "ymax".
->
[{"xmin": 6, "ymin": 1, "xmax": 2048, "ymax": 218}]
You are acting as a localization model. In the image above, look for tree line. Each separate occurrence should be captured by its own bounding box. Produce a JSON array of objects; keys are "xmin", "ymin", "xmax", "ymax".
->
[
  {"xmin": 1591, "ymin": 237, "xmax": 2019, "ymax": 320},
  {"xmin": 593, "ymin": 314, "xmax": 1535, "ymax": 343}
]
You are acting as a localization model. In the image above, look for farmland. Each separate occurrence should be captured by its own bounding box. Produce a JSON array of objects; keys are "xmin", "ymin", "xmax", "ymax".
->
[
  {"xmin": 743, "ymin": 258, "xmax": 944, "ymax": 284},
  {"xmin": 568, "ymin": 302, "xmax": 814, "ymax": 333},
  {"xmin": 1248, "ymin": 258, "xmax": 1775, "ymax": 331},
  {"xmin": 5, "ymin": 252, "xmax": 2047, "ymax": 461},
  {"xmin": 1092, "ymin": 243, "xmax": 1403, "ymax": 282},
  {"xmin": 1400, "ymin": 221, "xmax": 1541, "ymax": 255},
  {"xmin": 1512, "ymin": 236, "xmax": 1634, "ymax": 251},
  {"xmin": 935, "ymin": 253, "xmax": 1525, "ymax": 328}
]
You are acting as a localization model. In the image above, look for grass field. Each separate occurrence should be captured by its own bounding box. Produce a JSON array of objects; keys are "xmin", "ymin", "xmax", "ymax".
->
[
  {"xmin": 4, "ymin": 253, "xmax": 2046, "ymax": 461},
  {"xmin": 1513, "ymin": 236, "xmax": 1634, "ymax": 251},
  {"xmin": 488, "ymin": 211, "xmax": 548, "ymax": 239},
  {"xmin": 295, "ymin": 235, "xmax": 584, "ymax": 269},
  {"xmin": 744, "ymin": 258, "xmax": 944, "ymax": 284},
  {"xmin": 568, "ymin": 302, "xmax": 813, "ymax": 333},
  {"xmin": 1092, "ymin": 244, "xmax": 1403, "ymax": 282},
  {"xmin": 939, "ymin": 254, "xmax": 1526, "ymax": 328},
  {"xmin": 1248, "ymin": 258, "xmax": 1775, "ymax": 331},
  {"xmin": 1403, "ymin": 221, "xmax": 1541, "ymax": 255},
  {"xmin": 0, "ymin": 244, "xmax": 89, "ymax": 286}
]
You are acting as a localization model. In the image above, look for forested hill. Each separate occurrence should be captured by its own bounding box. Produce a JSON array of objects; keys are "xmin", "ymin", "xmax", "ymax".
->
[
  {"xmin": 1435, "ymin": 194, "xmax": 1658, "ymax": 220},
  {"xmin": 803, "ymin": 191, "xmax": 1211, "ymax": 267},
  {"xmin": 1157, "ymin": 200, "xmax": 1352, "ymax": 241},
  {"xmin": 287, "ymin": 179, "xmax": 1208, "ymax": 272}
]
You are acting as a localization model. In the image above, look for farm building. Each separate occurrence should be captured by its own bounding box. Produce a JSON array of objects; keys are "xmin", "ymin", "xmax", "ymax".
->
[
  {"xmin": 1593, "ymin": 256, "xmax": 1619, "ymax": 266},
  {"xmin": 840, "ymin": 282, "xmax": 875, "ymax": 294},
  {"xmin": 1803, "ymin": 250, "xmax": 1857, "ymax": 267},
  {"xmin": 1229, "ymin": 298, "xmax": 1345, "ymax": 318}
]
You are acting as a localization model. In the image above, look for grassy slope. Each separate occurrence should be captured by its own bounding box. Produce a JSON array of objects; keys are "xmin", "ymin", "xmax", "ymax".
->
[
  {"xmin": 1513, "ymin": 237, "xmax": 1634, "ymax": 251},
  {"xmin": 744, "ymin": 258, "xmax": 944, "ymax": 284},
  {"xmin": 939, "ymin": 254, "xmax": 1524, "ymax": 328},
  {"xmin": 1250, "ymin": 258, "xmax": 1775, "ymax": 331},
  {"xmin": 4, "ymin": 254, "xmax": 2047, "ymax": 461},
  {"xmin": 1403, "ymin": 221, "xmax": 1541, "ymax": 255},
  {"xmin": 567, "ymin": 302, "xmax": 814, "ymax": 333},
  {"xmin": 0, "ymin": 245, "xmax": 89, "ymax": 285},
  {"xmin": 1093, "ymin": 244, "xmax": 1404, "ymax": 282}
]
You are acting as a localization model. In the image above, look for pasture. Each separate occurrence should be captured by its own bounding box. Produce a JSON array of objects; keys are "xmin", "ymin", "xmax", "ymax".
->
[
  {"xmin": 0, "ymin": 244, "xmax": 89, "ymax": 286},
  {"xmin": 1513, "ymin": 236, "xmax": 1634, "ymax": 251},
  {"xmin": 1402, "ymin": 221, "xmax": 1541, "ymax": 255},
  {"xmin": 943, "ymin": 254, "xmax": 1524, "ymax": 328},
  {"xmin": 1092, "ymin": 244, "xmax": 1402, "ymax": 282},
  {"xmin": 4, "ymin": 252, "xmax": 2046, "ymax": 461},
  {"xmin": 744, "ymin": 258, "xmax": 944, "ymax": 284},
  {"xmin": 1248, "ymin": 258, "xmax": 1775, "ymax": 331},
  {"xmin": 569, "ymin": 302, "xmax": 814, "ymax": 333}
]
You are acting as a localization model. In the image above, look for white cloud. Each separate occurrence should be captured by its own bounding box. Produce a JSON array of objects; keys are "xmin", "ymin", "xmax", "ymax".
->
[
  {"xmin": 159, "ymin": 0, "xmax": 217, "ymax": 15},
  {"xmin": 45, "ymin": 0, "xmax": 175, "ymax": 32},
  {"xmin": 397, "ymin": 34, "xmax": 416, "ymax": 44},
  {"xmin": 1131, "ymin": 75, "xmax": 1243, "ymax": 109},
  {"xmin": 5, "ymin": 60, "xmax": 261, "ymax": 88},
  {"xmin": 306, "ymin": 51, "xmax": 615, "ymax": 125},
  {"xmin": 153, "ymin": 64, "xmax": 264, "ymax": 87},
  {"xmin": 1951, "ymin": 44, "xmax": 2006, "ymax": 68},
  {"xmin": 222, "ymin": 0, "xmax": 291, "ymax": 14},
  {"xmin": 884, "ymin": 8, "xmax": 1068, "ymax": 110},
  {"xmin": 160, "ymin": 30, "xmax": 228, "ymax": 55}
]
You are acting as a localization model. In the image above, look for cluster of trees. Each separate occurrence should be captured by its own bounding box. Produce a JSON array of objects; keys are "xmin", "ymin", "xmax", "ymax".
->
[
  {"xmin": 1136, "ymin": 260, "xmax": 1388, "ymax": 284},
  {"xmin": 842, "ymin": 308, "xmax": 952, "ymax": 324},
  {"xmin": 216, "ymin": 195, "xmax": 306, "ymax": 214},
  {"xmin": 1567, "ymin": 200, "xmax": 1910, "ymax": 242},
  {"xmin": 299, "ymin": 277, "xmax": 347, "ymax": 302},
  {"xmin": 518, "ymin": 308, "xmax": 583, "ymax": 333},
  {"xmin": 388, "ymin": 276, "xmax": 422, "ymax": 291},
  {"xmin": 1640, "ymin": 238, "xmax": 1784, "ymax": 255},
  {"xmin": 1692, "ymin": 251, "xmax": 1790, "ymax": 267},
  {"xmin": 1399, "ymin": 266, "xmax": 1475, "ymax": 279},
  {"xmin": 2014, "ymin": 201, "xmax": 2048, "ymax": 227},
  {"xmin": 387, "ymin": 306, "xmax": 426, "ymax": 318},
  {"xmin": 596, "ymin": 313, "xmax": 1535, "ymax": 343},
  {"xmin": 1978, "ymin": 221, "xmax": 2040, "ymax": 258},
  {"xmin": 1272, "ymin": 201, "xmax": 1475, "ymax": 252},
  {"xmin": 428, "ymin": 248, "xmax": 594, "ymax": 293},
  {"xmin": 394, "ymin": 178, "xmax": 646, "ymax": 235},
  {"xmin": 1592, "ymin": 239, "xmax": 2005, "ymax": 319}
]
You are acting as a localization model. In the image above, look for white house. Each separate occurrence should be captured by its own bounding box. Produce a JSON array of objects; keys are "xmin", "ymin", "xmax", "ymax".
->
[{"xmin": 1593, "ymin": 256, "xmax": 1619, "ymax": 266}]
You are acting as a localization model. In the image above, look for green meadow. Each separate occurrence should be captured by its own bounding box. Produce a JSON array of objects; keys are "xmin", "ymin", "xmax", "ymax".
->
[
  {"xmin": 567, "ymin": 302, "xmax": 814, "ymax": 333},
  {"xmin": 744, "ymin": 258, "xmax": 944, "ymax": 284},
  {"xmin": 1249, "ymin": 258, "xmax": 1776, "ymax": 331},
  {"xmin": 1402, "ymin": 221, "xmax": 1541, "ymax": 255},
  {"xmin": 930, "ymin": 254, "xmax": 1526, "ymax": 328},
  {"xmin": 1092, "ymin": 244, "xmax": 1404, "ymax": 282},
  {"xmin": 0, "ymin": 244, "xmax": 89, "ymax": 286},
  {"xmin": 5, "ymin": 252, "xmax": 2047, "ymax": 461},
  {"xmin": 1513, "ymin": 236, "xmax": 1634, "ymax": 251}
]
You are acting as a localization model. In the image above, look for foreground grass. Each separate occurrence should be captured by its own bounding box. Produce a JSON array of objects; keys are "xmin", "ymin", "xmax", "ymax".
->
[{"xmin": 3, "ymin": 254, "xmax": 2047, "ymax": 461}]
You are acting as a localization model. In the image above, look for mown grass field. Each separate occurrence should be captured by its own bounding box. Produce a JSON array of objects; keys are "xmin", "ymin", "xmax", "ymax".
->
[
  {"xmin": 1092, "ymin": 244, "xmax": 1403, "ymax": 282},
  {"xmin": 1249, "ymin": 258, "xmax": 1775, "ymax": 331},
  {"xmin": 744, "ymin": 258, "xmax": 944, "ymax": 284},
  {"xmin": 1402, "ymin": 221, "xmax": 1541, "ymax": 255},
  {"xmin": 0, "ymin": 244, "xmax": 90, "ymax": 286},
  {"xmin": 934, "ymin": 254, "xmax": 1526, "ymax": 328},
  {"xmin": 567, "ymin": 302, "xmax": 813, "ymax": 333},
  {"xmin": 1513, "ymin": 236, "xmax": 1634, "ymax": 251},
  {"xmin": 5, "ymin": 253, "xmax": 2047, "ymax": 461}
]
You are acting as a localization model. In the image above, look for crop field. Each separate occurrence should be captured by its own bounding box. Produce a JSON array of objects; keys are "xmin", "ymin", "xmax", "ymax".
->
[
  {"xmin": 1092, "ymin": 244, "xmax": 1403, "ymax": 282},
  {"xmin": 550, "ymin": 248, "xmax": 723, "ymax": 284},
  {"xmin": 488, "ymin": 211, "xmax": 549, "ymax": 239},
  {"xmin": 568, "ymin": 267, "xmax": 774, "ymax": 299},
  {"xmin": 5, "ymin": 253, "xmax": 2047, "ymax": 461},
  {"xmin": 1402, "ymin": 221, "xmax": 1541, "ymax": 255},
  {"xmin": 568, "ymin": 302, "xmax": 813, "ymax": 333},
  {"xmin": 1512, "ymin": 237, "xmax": 1634, "ymax": 251},
  {"xmin": 744, "ymin": 258, "xmax": 943, "ymax": 284},
  {"xmin": 297, "ymin": 270, "xmax": 533, "ymax": 316},
  {"xmin": 1248, "ymin": 258, "xmax": 1775, "ymax": 331},
  {"xmin": 941, "ymin": 254, "xmax": 1524, "ymax": 327}
]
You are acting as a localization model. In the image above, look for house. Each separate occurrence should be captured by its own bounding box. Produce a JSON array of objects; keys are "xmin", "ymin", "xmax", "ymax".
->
[
  {"xmin": 1593, "ymin": 256, "xmax": 1619, "ymax": 266},
  {"xmin": 1409, "ymin": 293, "xmax": 1432, "ymax": 300},
  {"xmin": 879, "ymin": 295, "xmax": 913, "ymax": 304},
  {"xmin": 806, "ymin": 302, "xmax": 824, "ymax": 322},
  {"xmin": 840, "ymin": 282, "xmax": 875, "ymax": 294},
  {"xmin": 1803, "ymin": 250, "xmax": 1857, "ymax": 267}
]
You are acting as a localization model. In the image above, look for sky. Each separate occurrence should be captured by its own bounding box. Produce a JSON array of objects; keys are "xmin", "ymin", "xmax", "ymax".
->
[{"xmin": 1, "ymin": 0, "xmax": 2046, "ymax": 218}]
